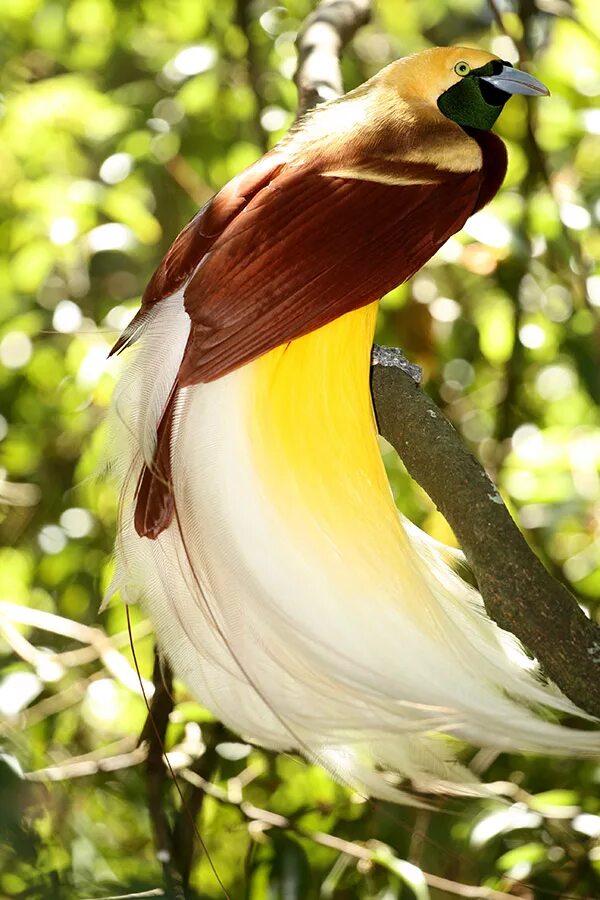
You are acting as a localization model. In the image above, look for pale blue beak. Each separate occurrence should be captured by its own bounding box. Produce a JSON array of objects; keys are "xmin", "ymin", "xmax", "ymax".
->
[{"xmin": 481, "ymin": 65, "xmax": 550, "ymax": 97}]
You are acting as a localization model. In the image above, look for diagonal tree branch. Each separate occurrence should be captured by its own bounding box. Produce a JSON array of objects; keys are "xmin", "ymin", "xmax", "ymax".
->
[
  {"xmin": 371, "ymin": 366, "xmax": 600, "ymax": 716},
  {"xmin": 295, "ymin": 0, "xmax": 600, "ymax": 717}
]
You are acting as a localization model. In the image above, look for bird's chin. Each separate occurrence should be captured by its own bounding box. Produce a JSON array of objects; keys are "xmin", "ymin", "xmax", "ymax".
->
[{"xmin": 478, "ymin": 78, "xmax": 510, "ymax": 108}]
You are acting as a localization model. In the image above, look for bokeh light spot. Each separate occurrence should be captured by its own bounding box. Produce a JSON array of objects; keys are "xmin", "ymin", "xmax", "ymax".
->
[
  {"xmin": 430, "ymin": 296, "xmax": 460, "ymax": 322},
  {"xmin": 52, "ymin": 300, "xmax": 82, "ymax": 334},
  {"xmin": 49, "ymin": 217, "xmax": 77, "ymax": 245},
  {"xmin": 0, "ymin": 332, "xmax": 33, "ymax": 369},
  {"xmin": 38, "ymin": 525, "xmax": 67, "ymax": 555},
  {"xmin": 60, "ymin": 507, "xmax": 94, "ymax": 538},
  {"xmin": 166, "ymin": 45, "xmax": 217, "ymax": 81},
  {"xmin": 87, "ymin": 223, "xmax": 135, "ymax": 253},
  {"xmin": 559, "ymin": 203, "xmax": 591, "ymax": 230},
  {"xmin": 99, "ymin": 152, "xmax": 133, "ymax": 185},
  {"xmin": 0, "ymin": 671, "xmax": 43, "ymax": 717},
  {"xmin": 536, "ymin": 365, "xmax": 576, "ymax": 401},
  {"xmin": 519, "ymin": 323, "xmax": 545, "ymax": 349}
]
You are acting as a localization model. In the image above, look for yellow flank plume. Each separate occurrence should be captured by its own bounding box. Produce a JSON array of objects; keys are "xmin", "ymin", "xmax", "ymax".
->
[{"xmin": 247, "ymin": 302, "xmax": 429, "ymax": 618}]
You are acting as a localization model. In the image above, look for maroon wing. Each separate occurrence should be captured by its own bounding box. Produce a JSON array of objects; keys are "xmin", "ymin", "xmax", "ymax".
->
[
  {"xmin": 109, "ymin": 151, "xmax": 287, "ymax": 356},
  {"xmin": 179, "ymin": 165, "xmax": 485, "ymax": 384},
  {"xmin": 131, "ymin": 131, "xmax": 506, "ymax": 538}
]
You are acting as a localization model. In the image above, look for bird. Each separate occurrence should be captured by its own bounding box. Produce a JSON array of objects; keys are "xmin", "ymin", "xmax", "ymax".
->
[{"xmin": 105, "ymin": 47, "xmax": 599, "ymax": 802}]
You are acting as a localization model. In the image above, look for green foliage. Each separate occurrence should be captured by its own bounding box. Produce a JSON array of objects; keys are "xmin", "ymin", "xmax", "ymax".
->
[{"xmin": 0, "ymin": 0, "xmax": 599, "ymax": 897}]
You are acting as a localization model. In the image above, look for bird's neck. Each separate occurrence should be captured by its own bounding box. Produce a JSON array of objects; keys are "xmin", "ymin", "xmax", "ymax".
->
[{"xmin": 286, "ymin": 80, "xmax": 483, "ymax": 179}]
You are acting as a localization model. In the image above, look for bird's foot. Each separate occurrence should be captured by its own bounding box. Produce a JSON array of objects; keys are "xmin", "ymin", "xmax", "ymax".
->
[{"xmin": 371, "ymin": 344, "xmax": 422, "ymax": 385}]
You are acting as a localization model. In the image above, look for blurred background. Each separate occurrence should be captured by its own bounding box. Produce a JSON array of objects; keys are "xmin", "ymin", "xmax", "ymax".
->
[{"xmin": 1, "ymin": 0, "xmax": 599, "ymax": 896}]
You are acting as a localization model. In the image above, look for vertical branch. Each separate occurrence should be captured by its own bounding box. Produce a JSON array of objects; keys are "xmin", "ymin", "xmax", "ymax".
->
[
  {"xmin": 295, "ymin": 0, "xmax": 371, "ymax": 116},
  {"xmin": 487, "ymin": 0, "xmax": 591, "ymax": 306},
  {"xmin": 172, "ymin": 723, "xmax": 227, "ymax": 888},
  {"xmin": 140, "ymin": 650, "xmax": 228, "ymax": 894},
  {"xmin": 142, "ymin": 652, "xmax": 186, "ymax": 898},
  {"xmin": 235, "ymin": 0, "xmax": 269, "ymax": 153}
]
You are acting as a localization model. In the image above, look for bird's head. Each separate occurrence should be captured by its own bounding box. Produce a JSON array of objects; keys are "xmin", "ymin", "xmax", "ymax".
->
[{"xmin": 384, "ymin": 47, "xmax": 549, "ymax": 131}]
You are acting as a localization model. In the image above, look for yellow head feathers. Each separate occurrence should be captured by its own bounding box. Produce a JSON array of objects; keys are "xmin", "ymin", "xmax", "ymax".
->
[
  {"xmin": 378, "ymin": 46, "xmax": 547, "ymax": 132},
  {"xmin": 381, "ymin": 46, "xmax": 502, "ymax": 106}
]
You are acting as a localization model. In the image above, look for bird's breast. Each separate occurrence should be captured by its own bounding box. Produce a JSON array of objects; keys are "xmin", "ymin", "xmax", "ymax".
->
[{"xmin": 242, "ymin": 301, "xmax": 421, "ymax": 597}]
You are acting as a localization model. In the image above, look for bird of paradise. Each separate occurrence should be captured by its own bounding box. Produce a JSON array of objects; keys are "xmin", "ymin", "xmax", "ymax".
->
[{"xmin": 106, "ymin": 47, "xmax": 598, "ymax": 801}]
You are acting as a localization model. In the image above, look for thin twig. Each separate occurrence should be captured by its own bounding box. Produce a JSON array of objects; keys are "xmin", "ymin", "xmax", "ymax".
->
[
  {"xmin": 0, "ymin": 601, "xmax": 154, "ymax": 697},
  {"xmin": 26, "ymin": 737, "xmax": 146, "ymax": 781},
  {"xmin": 53, "ymin": 619, "xmax": 153, "ymax": 668},
  {"xmin": 178, "ymin": 769, "xmax": 520, "ymax": 900},
  {"xmin": 0, "ymin": 679, "xmax": 89, "ymax": 736},
  {"xmin": 81, "ymin": 890, "xmax": 165, "ymax": 900},
  {"xmin": 165, "ymin": 155, "xmax": 212, "ymax": 207}
]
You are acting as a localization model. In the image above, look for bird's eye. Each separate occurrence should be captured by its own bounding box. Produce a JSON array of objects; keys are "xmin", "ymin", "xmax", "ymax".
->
[{"xmin": 454, "ymin": 61, "xmax": 471, "ymax": 77}]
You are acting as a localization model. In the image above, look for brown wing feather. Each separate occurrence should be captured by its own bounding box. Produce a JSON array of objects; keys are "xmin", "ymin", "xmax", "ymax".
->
[
  {"xmin": 109, "ymin": 152, "xmax": 286, "ymax": 356},
  {"xmin": 134, "ymin": 387, "xmax": 177, "ymax": 539},
  {"xmin": 178, "ymin": 166, "xmax": 483, "ymax": 384}
]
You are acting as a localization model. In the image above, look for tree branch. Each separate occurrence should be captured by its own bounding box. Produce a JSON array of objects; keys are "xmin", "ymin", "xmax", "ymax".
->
[
  {"xmin": 142, "ymin": 654, "xmax": 186, "ymax": 899},
  {"xmin": 235, "ymin": 0, "xmax": 269, "ymax": 153},
  {"xmin": 372, "ymin": 366, "xmax": 600, "ymax": 716},
  {"xmin": 295, "ymin": 0, "xmax": 600, "ymax": 717},
  {"xmin": 295, "ymin": 0, "xmax": 371, "ymax": 116},
  {"xmin": 172, "ymin": 722, "xmax": 227, "ymax": 888}
]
